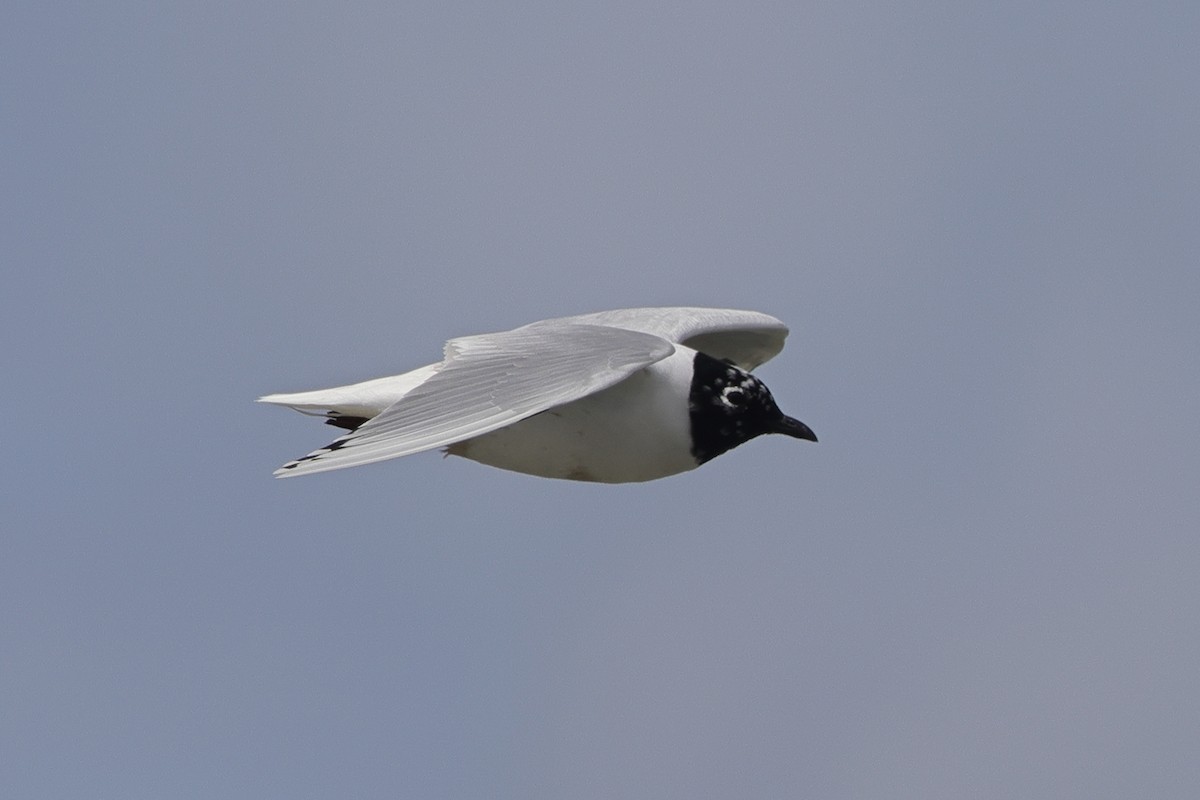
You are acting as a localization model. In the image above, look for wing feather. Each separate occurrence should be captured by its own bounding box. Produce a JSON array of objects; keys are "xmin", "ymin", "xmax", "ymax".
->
[
  {"xmin": 540, "ymin": 307, "xmax": 789, "ymax": 369},
  {"xmin": 274, "ymin": 324, "xmax": 673, "ymax": 477}
]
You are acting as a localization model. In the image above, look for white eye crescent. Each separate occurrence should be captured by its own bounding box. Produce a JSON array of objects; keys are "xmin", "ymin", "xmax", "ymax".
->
[{"xmin": 722, "ymin": 386, "xmax": 747, "ymax": 407}]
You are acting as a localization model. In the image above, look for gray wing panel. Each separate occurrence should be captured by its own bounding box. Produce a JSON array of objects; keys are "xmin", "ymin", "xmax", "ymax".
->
[
  {"xmin": 274, "ymin": 324, "xmax": 674, "ymax": 477},
  {"xmin": 539, "ymin": 307, "xmax": 789, "ymax": 369}
]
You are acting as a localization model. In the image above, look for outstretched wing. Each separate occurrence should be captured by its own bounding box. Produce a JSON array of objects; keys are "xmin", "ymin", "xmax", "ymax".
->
[
  {"xmin": 542, "ymin": 307, "xmax": 789, "ymax": 369},
  {"xmin": 274, "ymin": 324, "xmax": 674, "ymax": 478}
]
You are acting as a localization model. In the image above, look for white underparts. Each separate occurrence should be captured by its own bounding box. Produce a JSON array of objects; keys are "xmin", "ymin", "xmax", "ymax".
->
[{"xmin": 447, "ymin": 348, "xmax": 699, "ymax": 482}]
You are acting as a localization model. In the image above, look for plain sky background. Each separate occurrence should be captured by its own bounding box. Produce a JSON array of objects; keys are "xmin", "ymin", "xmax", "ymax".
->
[{"xmin": 4, "ymin": 2, "xmax": 1199, "ymax": 798}]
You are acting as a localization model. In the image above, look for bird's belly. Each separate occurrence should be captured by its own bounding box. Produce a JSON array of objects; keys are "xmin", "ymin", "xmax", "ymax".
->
[{"xmin": 446, "ymin": 354, "xmax": 697, "ymax": 483}]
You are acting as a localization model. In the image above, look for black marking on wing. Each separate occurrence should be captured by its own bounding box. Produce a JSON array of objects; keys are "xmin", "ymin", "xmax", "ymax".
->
[
  {"xmin": 280, "ymin": 436, "xmax": 351, "ymax": 471},
  {"xmin": 324, "ymin": 415, "xmax": 370, "ymax": 431}
]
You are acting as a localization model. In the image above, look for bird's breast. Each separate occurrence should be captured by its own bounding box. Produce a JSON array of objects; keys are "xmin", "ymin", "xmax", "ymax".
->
[{"xmin": 447, "ymin": 347, "xmax": 698, "ymax": 482}]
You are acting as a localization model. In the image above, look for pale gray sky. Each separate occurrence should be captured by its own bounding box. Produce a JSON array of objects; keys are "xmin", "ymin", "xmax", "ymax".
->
[{"xmin": 4, "ymin": 3, "xmax": 1199, "ymax": 798}]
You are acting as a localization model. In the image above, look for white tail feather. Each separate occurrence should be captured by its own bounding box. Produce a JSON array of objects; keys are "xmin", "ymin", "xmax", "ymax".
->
[{"xmin": 258, "ymin": 364, "xmax": 439, "ymax": 419}]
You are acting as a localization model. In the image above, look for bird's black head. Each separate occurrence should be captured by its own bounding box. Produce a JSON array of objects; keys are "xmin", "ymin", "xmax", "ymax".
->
[{"xmin": 688, "ymin": 351, "xmax": 817, "ymax": 465}]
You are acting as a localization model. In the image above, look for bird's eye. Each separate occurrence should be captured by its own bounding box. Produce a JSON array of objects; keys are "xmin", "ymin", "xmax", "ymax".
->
[{"xmin": 725, "ymin": 389, "xmax": 746, "ymax": 406}]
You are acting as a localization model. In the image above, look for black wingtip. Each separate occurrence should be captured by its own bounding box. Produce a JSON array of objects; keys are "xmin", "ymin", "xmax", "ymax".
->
[{"xmin": 325, "ymin": 415, "xmax": 370, "ymax": 431}]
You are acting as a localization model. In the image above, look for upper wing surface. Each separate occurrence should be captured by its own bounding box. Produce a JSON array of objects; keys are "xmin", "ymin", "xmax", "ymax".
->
[
  {"xmin": 275, "ymin": 324, "xmax": 673, "ymax": 477},
  {"xmin": 543, "ymin": 307, "xmax": 789, "ymax": 369}
]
